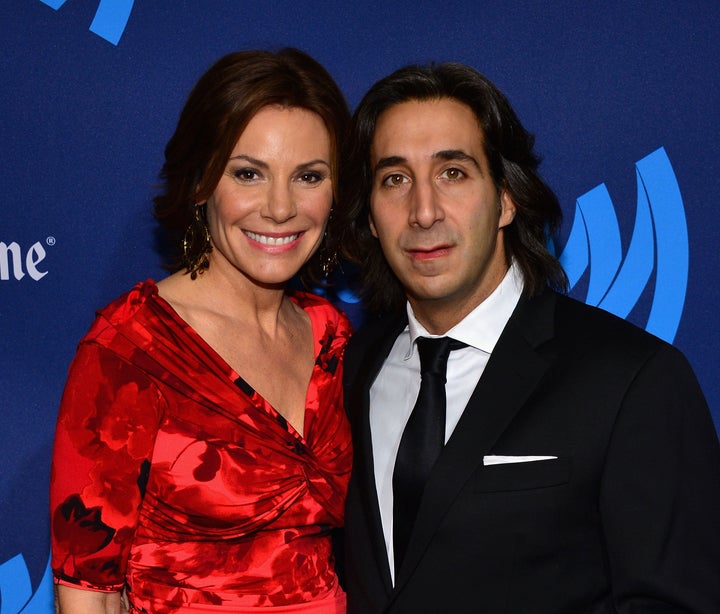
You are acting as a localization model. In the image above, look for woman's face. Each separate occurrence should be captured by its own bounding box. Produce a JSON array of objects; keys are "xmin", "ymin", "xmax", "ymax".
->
[{"xmin": 204, "ymin": 105, "xmax": 333, "ymax": 288}]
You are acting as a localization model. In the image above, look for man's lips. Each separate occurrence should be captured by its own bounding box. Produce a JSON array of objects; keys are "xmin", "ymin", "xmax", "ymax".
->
[{"xmin": 406, "ymin": 244, "xmax": 453, "ymax": 260}]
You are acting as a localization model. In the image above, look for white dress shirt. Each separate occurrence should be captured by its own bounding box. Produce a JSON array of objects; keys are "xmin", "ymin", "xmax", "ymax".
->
[{"xmin": 369, "ymin": 263, "xmax": 524, "ymax": 581}]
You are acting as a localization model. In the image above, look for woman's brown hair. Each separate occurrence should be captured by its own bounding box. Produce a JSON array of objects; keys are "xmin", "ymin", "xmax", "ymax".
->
[{"xmin": 154, "ymin": 48, "xmax": 350, "ymax": 284}]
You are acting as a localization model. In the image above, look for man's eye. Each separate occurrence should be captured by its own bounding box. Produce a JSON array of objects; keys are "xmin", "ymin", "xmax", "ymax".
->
[
  {"xmin": 383, "ymin": 174, "xmax": 407, "ymax": 187},
  {"xmin": 440, "ymin": 168, "xmax": 464, "ymax": 181}
]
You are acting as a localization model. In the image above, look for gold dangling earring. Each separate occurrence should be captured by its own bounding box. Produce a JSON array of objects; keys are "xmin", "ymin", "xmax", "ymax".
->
[
  {"xmin": 321, "ymin": 238, "xmax": 338, "ymax": 282},
  {"xmin": 182, "ymin": 204, "xmax": 212, "ymax": 280},
  {"xmin": 320, "ymin": 209, "xmax": 338, "ymax": 282}
]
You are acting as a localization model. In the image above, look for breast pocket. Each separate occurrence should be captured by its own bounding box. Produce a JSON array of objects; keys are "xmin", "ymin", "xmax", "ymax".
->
[{"xmin": 473, "ymin": 457, "xmax": 571, "ymax": 493}]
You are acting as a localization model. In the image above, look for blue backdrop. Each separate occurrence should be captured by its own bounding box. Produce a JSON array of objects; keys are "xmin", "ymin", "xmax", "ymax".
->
[{"xmin": 2, "ymin": 2, "xmax": 719, "ymax": 611}]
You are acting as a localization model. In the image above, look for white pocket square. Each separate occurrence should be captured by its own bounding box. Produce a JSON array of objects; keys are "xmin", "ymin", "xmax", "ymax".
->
[{"xmin": 483, "ymin": 455, "xmax": 558, "ymax": 466}]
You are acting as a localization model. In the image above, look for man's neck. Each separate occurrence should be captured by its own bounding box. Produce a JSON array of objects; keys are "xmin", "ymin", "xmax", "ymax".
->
[
  {"xmin": 408, "ymin": 270, "xmax": 510, "ymax": 335},
  {"xmin": 406, "ymin": 261, "xmax": 524, "ymax": 339}
]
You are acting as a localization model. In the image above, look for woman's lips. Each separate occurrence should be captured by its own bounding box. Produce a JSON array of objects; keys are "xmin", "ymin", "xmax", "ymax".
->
[{"xmin": 244, "ymin": 230, "xmax": 302, "ymax": 246}]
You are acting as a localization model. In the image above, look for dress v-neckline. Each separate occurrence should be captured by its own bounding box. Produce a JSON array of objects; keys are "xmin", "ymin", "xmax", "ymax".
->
[{"xmin": 149, "ymin": 283, "xmax": 319, "ymax": 442}]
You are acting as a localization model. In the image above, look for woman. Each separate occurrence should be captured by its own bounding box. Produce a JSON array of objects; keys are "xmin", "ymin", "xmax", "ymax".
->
[{"xmin": 50, "ymin": 48, "xmax": 352, "ymax": 613}]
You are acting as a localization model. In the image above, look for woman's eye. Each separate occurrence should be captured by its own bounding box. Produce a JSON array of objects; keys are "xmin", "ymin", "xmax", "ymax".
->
[
  {"xmin": 382, "ymin": 174, "xmax": 408, "ymax": 187},
  {"xmin": 440, "ymin": 167, "xmax": 465, "ymax": 181},
  {"xmin": 233, "ymin": 168, "xmax": 259, "ymax": 181},
  {"xmin": 299, "ymin": 171, "xmax": 324, "ymax": 184}
]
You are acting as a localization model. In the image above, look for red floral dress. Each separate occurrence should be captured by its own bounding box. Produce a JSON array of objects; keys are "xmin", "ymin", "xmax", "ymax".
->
[{"xmin": 50, "ymin": 281, "xmax": 352, "ymax": 613}]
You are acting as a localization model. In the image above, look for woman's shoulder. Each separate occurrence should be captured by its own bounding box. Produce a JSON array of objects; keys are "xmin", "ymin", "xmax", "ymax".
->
[
  {"xmin": 84, "ymin": 279, "xmax": 162, "ymax": 344},
  {"xmin": 99, "ymin": 279, "xmax": 158, "ymax": 316}
]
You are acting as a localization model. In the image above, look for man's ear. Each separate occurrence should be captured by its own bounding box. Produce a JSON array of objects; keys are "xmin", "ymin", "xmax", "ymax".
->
[
  {"xmin": 369, "ymin": 212, "xmax": 379, "ymax": 238},
  {"xmin": 498, "ymin": 190, "xmax": 517, "ymax": 229}
]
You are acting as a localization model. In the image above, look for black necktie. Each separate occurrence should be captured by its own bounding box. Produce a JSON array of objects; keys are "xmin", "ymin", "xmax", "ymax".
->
[{"xmin": 392, "ymin": 336, "xmax": 466, "ymax": 574}]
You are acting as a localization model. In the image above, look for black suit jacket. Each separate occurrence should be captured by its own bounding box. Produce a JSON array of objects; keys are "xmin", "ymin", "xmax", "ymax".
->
[{"xmin": 343, "ymin": 290, "xmax": 720, "ymax": 613}]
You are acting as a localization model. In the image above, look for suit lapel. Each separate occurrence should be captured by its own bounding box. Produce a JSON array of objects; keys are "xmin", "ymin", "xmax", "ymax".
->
[
  {"xmin": 393, "ymin": 292, "xmax": 557, "ymax": 589},
  {"xmin": 348, "ymin": 315, "xmax": 407, "ymax": 594}
]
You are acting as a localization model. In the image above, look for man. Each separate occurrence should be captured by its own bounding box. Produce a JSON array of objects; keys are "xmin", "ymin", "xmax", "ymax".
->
[{"xmin": 340, "ymin": 62, "xmax": 720, "ymax": 613}]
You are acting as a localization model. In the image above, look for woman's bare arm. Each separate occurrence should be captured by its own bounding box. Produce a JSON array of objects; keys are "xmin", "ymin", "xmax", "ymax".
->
[{"xmin": 55, "ymin": 584, "xmax": 127, "ymax": 614}]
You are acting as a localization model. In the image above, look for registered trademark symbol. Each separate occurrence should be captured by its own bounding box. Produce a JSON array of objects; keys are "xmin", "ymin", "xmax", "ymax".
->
[{"xmin": 46, "ymin": 236, "xmax": 56, "ymax": 246}]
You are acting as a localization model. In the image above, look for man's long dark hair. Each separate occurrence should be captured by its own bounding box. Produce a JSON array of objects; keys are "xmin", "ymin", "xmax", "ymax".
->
[{"xmin": 339, "ymin": 62, "xmax": 568, "ymax": 314}]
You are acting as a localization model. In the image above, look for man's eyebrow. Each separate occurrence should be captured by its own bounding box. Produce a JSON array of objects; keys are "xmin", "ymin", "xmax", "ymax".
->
[
  {"xmin": 372, "ymin": 150, "xmax": 482, "ymax": 175},
  {"xmin": 433, "ymin": 149, "xmax": 482, "ymax": 172},
  {"xmin": 373, "ymin": 156, "xmax": 407, "ymax": 175}
]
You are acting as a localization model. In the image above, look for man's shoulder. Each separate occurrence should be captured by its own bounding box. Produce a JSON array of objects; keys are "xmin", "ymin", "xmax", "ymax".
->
[
  {"xmin": 553, "ymin": 292, "xmax": 664, "ymax": 342},
  {"xmin": 510, "ymin": 291, "xmax": 707, "ymax": 415},
  {"xmin": 529, "ymin": 290, "xmax": 680, "ymax": 366},
  {"xmin": 348, "ymin": 312, "xmax": 406, "ymax": 347},
  {"xmin": 344, "ymin": 312, "xmax": 406, "ymax": 376}
]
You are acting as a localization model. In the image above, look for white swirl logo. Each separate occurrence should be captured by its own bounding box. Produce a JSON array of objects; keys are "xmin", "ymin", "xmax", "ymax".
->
[{"xmin": 0, "ymin": 239, "xmax": 52, "ymax": 281}]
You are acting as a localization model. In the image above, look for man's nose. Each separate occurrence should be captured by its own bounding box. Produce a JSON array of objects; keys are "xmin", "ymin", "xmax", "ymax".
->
[{"xmin": 408, "ymin": 180, "xmax": 443, "ymax": 228}]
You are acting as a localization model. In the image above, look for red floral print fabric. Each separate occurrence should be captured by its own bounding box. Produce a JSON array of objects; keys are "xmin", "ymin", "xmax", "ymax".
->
[{"xmin": 50, "ymin": 281, "xmax": 352, "ymax": 612}]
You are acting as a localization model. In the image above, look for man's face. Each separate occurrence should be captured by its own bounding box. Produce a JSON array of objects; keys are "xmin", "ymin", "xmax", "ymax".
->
[{"xmin": 369, "ymin": 97, "xmax": 516, "ymax": 330}]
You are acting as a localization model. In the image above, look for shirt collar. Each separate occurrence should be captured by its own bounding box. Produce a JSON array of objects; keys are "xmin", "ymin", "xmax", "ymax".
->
[{"xmin": 405, "ymin": 261, "xmax": 524, "ymax": 358}]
